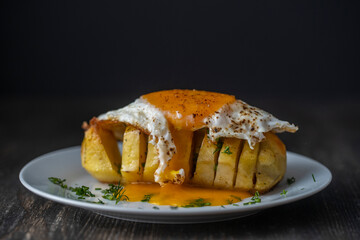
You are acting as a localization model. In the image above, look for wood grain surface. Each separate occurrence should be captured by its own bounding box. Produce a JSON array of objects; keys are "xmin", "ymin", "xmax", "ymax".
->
[{"xmin": 1, "ymin": 94, "xmax": 359, "ymax": 240}]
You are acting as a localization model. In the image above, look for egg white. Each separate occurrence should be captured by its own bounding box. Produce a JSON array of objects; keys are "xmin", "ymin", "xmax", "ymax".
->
[{"xmin": 98, "ymin": 97, "xmax": 298, "ymax": 184}]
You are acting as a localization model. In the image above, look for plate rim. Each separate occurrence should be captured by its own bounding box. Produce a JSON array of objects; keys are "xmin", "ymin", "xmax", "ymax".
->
[{"xmin": 19, "ymin": 146, "xmax": 332, "ymax": 217}]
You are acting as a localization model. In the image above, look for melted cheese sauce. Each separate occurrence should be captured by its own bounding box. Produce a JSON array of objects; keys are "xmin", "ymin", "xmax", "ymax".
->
[
  {"xmin": 124, "ymin": 183, "xmax": 252, "ymax": 206},
  {"xmin": 142, "ymin": 89, "xmax": 235, "ymax": 130}
]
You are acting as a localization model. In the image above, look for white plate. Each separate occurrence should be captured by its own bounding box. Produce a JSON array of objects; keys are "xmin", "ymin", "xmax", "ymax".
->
[{"xmin": 19, "ymin": 146, "xmax": 331, "ymax": 224}]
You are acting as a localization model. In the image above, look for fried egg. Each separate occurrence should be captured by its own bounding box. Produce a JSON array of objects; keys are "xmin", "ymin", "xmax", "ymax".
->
[{"xmin": 98, "ymin": 89, "xmax": 298, "ymax": 184}]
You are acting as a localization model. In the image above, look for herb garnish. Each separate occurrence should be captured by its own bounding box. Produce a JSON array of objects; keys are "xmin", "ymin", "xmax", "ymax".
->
[
  {"xmin": 101, "ymin": 182, "xmax": 129, "ymax": 204},
  {"xmin": 312, "ymin": 174, "xmax": 316, "ymax": 182},
  {"xmin": 48, "ymin": 177, "xmax": 129, "ymax": 204},
  {"xmin": 48, "ymin": 177, "xmax": 67, "ymax": 189},
  {"xmin": 182, "ymin": 198, "xmax": 211, "ymax": 208},
  {"xmin": 141, "ymin": 194, "xmax": 154, "ymax": 202},
  {"xmin": 49, "ymin": 177, "xmax": 96, "ymax": 199},
  {"xmin": 287, "ymin": 177, "xmax": 296, "ymax": 185},
  {"xmin": 233, "ymin": 203, "xmax": 239, "ymax": 206},
  {"xmin": 170, "ymin": 206, "xmax": 178, "ymax": 210},
  {"xmin": 141, "ymin": 162, "xmax": 145, "ymax": 168},
  {"xmin": 69, "ymin": 186, "xmax": 95, "ymax": 198},
  {"xmin": 222, "ymin": 146, "xmax": 232, "ymax": 155},
  {"xmin": 153, "ymin": 206, "xmax": 160, "ymax": 210},
  {"xmin": 230, "ymin": 195, "xmax": 242, "ymax": 202},
  {"xmin": 227, "ymin": 199, "xmax": 234, "ymax": 204},
  {"xmin": 213, "ymin": 138, "xmax": 223, "ymax": 154},
  {"xmin": 243, "ymin": 191, "xmax": 261, "ymax": 205},
  {"xmin": 280, "ymin": 190, "xmax": 287, "ymax": 197}
]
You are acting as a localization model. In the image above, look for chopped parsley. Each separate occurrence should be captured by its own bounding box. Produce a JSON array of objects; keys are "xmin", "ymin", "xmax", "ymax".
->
[
  {"xmin": 48, "ymin": 177, "xmax": 95, "ymax": 199},
  {"xmin": 227, "ymin": 199, "xmax": 234, "ymax": 204},
  {"xmin": 69, "ymin": 186, "xmax": 95, "ymax": 198},
  {"xmin": 287, "ymin": 177, "xmax": 296, "ymax": 185},
  {"xmin": 48, "ymin": 177, "xmax": 67, "ymax": 189},
  {"xmin": 213, "ymin": 138, "xmax": 223, "ymax": 154},
  {"xmin": 141, "ymin": 162, "xmax": 145, "ymax": 168},
  {"xmin": 170, "ymin": 206, "xmax": 178, "ymax": 210},
  {"xmin": 182, "ymin": 198, "xmax": 211, "ymax": 208},
  {"xmin": 48, "ymin": 177, "xmax": 129, "ymax": 204},
  {"xmin": 221, "ymin": 205, "xmax": 225, "ymax": 208},
  {"xmin": 153, "ymin": 206, "xmax": 160, "ymax": 210},
  {"xmin": 312, "ymin": 174, "xmax": 316, "ymax": 182},
  {"xmin": 280, "ymin": 190, "xmax": 288, "ymax": 197},
  {"xmin": 141, "ymin": 194, "xmax": 154, "ymax": 202},
  {"xmin": 101, "ymin": 182, "xmax": 129, "ymax": 204},
  {"xmin": 230, "ymin": 195, "xmax": 242, "ymax": 202},
  {"xmin": 243, "ymin": 191, "xmax": 261, "ymax": 205},
  {"xmin": 222, "ymin": 146, "xmax": 232, "ymax": 155},
  {"xmin": 233, "ymin": 203, "xmax": 239, "ymax": 206}
]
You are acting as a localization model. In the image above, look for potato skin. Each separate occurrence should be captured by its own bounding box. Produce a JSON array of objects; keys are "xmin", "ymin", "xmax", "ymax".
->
[{"xmin": 254, "ymin": 132, "xmax": 286, "ymax": 193}]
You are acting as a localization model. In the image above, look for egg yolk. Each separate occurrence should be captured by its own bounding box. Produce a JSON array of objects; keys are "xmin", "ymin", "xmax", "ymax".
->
[
  {"xmin": 123, "ymin": 183, "xmax": 252, "ymax": 206},
  {"xmin": 142, "ymin": 89, "xmax": 236, "ymax": 130}
]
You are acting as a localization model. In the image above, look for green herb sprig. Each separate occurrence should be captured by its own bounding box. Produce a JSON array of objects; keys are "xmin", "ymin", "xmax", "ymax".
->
[
  {"xmin": 312, "ymin": 174, "xmax": 316, "ymax": 182},
  {"xmin": 222, "ymin": 146, "xmax": 232, "ymax": 155},
  {"xmin": 182, "ymin": 198, "xmax": 211, "ymax": 208},
  {"xmin": 141, "ymin": 194, "xmax": 154, "ymax": 202},
  {"xmin": 227, "ymin": 199, "xmax": 234, "ymax": 204},
  {"xmin": 48, "ymin": 177, "xmax": 96, "ymax": 199},
  {"xmin": 101, "ymin": 182, "xmax": 129, "ymax": 204},
  {"xmin": 48, "ymin": 177, "xmax": 67, "ymax": 189},
  {"xmin": 243, "ymin": 191, "xmax": 261, "ymax": 205},
  {"xmin": 280, "ymin": 190, "xmax": 287, "ymax": 197},
  {"xmin": 69, "ymin": 186, "xmax": 95, "ymax": 198},
  {"xmin": 230, "ymin": 195, "xmax": 242, "ymax": 202}
]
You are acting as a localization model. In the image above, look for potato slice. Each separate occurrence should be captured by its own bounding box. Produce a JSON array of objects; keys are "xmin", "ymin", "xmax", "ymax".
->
[
  {"xmin": 254, "ymin": 132, "xmax": 286, "ymax": 193},
  {"xmin": 143, "ymin": 141, "xmax": 159, "ymax": 182},
  {"xmin": 121, "ymin": 126, "xmax": 147, "ymax": 183},
  {"xmin": 234, "ymin": 141, "xmax": 260, "ymax": 191},
  {"xmin": 81, "ymin": 123, "xmax": 122, "ymax": 183},
  {"xmin": 192, "ymin": 136, "xmax": 221, "ymax": 187},
  {"xmin": 214, "ymin": 138, "xmax": 243, "ymax": 189}
]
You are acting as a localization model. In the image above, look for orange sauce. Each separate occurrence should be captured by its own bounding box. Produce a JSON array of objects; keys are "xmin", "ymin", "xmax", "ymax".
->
[
  {"xmin": 124, "ymin": 183, "xmax": 252, "ymax": 206},
  {"xmin": 142, "ymin": 89, "xmax": 235, "ymax": 130}
]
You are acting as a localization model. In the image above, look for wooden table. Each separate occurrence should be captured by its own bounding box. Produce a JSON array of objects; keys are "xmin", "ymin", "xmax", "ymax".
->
[{"xmin": 1, "ymin": 94, "xmax": 359, "ymax": 239}]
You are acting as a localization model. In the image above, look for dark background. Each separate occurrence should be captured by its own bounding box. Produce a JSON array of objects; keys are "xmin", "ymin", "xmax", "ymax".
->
[
  {"xmin": 1, "ymin": 1, "xmax": 360, "ymax": 239},
  {"xmin": 1, "ymin": 0, "xmax": 359, "ymax": 98}
]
